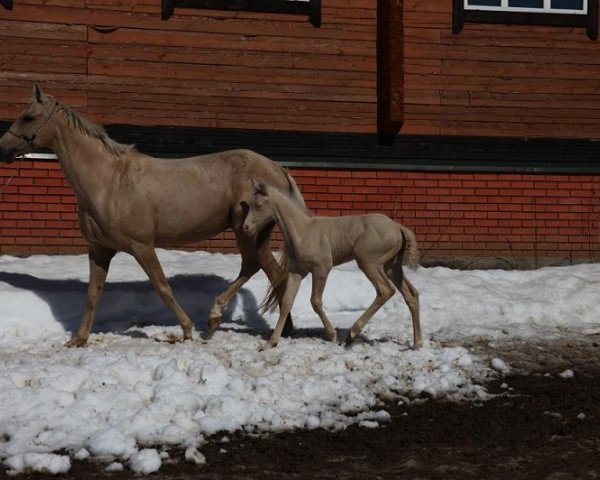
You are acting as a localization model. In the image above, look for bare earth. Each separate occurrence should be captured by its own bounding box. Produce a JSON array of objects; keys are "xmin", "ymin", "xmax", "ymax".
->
[{"xmin": 7, "ymin": 335, "xmax": 600, "ymax": 480}]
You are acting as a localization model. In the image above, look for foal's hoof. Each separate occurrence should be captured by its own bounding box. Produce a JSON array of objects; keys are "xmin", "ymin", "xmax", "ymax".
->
[
  {"xmin": 326, "ymin": 330, "xmax": 338, "ymax": 343},
  {"xmin": 259, "ymin": 341, "xmax": 277, "ymax": 352},
  {"xmin": 202, "ymin": 331, "xmax": 214, "ymax": 341},
  {"xmin": 282, "ymin": 317, "xmax": 294, "ymax": 338},
  {"xmin": 65, "ymin": 337, "xmax": 88, "ymax": 348}
]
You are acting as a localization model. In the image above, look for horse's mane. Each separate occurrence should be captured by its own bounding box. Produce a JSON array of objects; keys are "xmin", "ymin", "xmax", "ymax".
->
[{"xmin": 46, "ymin": 94, "xmax": 136, "ymax": 156}]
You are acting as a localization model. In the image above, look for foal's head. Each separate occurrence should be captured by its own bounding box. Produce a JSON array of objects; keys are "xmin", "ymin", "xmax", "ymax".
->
[
  {"xmin": 0, "ymin": 83, "xmax": 59, "ymax": 163},
  {"xmin": 242, "ymin": 180, "xmax": 276, "ymax": 237}
]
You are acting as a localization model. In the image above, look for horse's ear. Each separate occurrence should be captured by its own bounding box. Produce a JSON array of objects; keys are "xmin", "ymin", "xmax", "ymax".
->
[{"xmin": 33, "ymin": 82, "xmax": 43, "ymax": 103}]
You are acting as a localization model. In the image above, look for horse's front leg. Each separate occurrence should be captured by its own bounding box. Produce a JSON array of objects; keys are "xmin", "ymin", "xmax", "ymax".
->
[
  {"xmin": 261, "ymin": 272, "xmax": 303, "ymax": 351},
  {"xmin": 65, "ymin": 243, "xmax": 116, "ymax": 347},
  {"xmin": 132, "ymin": 244, "xmax": 194, "ymax": 341}
]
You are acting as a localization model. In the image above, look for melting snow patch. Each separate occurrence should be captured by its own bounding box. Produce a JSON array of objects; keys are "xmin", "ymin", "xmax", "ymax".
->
[
  {"xmin": 0, "ymin": 251, "xmax": 598, "ymax": 473},
  {"xmin": 129, "ymin": 449, "xmax": 161, "ymax": 474},
  {"xmin": 490, "ymin": 358, "xmax": 511, "ymax": 374},
  {"xmin": 559, "ymin": 369, "xmax": 575, "ymax": 379},
  {"xmin": 4, "ymin": 453, "xmax": 70, "ymax": 474}
]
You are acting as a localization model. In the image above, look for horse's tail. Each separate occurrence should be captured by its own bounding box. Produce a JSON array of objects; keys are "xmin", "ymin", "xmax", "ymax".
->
[
  {"xmin": 260, "ymin": 249, "xmax": 290, "ymax": 314},
  {"xmin": 398, "ymin": 224, "xmax": 420, "ymax": 270}
]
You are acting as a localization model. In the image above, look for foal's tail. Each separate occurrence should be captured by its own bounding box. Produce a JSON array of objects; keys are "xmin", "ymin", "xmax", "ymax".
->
[
  {"xmin": 258, "ymin": 167, "xmax": 306, "ymax": 314},
  {"xmin": 398, "ymin": 225, "xmax": 420, "ymax": 270},
  {"xmin": 261, "ymin": 250, "xmax": 290, "ymax": 314}
]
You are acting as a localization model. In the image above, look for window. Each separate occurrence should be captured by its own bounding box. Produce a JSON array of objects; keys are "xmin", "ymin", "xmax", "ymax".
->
[
  {"xmin": 453, "ymin": 0, "xmax": 598, "ymax": 39},
  {"xmin": 161, "ymin": 0, "xmax": 321, "ymax": 27},
  {"xmin": 1, "ymin": 0, "xmax": 13, "ymax": 10},
  {"xmin": 465, "ymin": 0, "xmax": 586, "ymax": 14}
]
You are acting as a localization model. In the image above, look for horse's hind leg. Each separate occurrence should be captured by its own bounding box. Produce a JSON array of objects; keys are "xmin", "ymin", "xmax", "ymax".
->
[
  {"xmin": 132, "ymin": 244, "xmax": 194, "ymax": 341},
  {"xmin": 207, "ymin": 231, "xmax": 260, "ymax": 335},
  {"xmin": 346, "ymin": 264, "xmax": 395, "ymax": 346},
  {"xmin": 65, "ymin": 243, "xmax": 116, "ymax": 347}
]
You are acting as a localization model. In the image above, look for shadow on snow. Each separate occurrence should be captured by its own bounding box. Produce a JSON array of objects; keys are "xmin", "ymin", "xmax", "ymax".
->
[{"xmin": 0, "ymin": 271, "xmax": 270, "ymax": 337}]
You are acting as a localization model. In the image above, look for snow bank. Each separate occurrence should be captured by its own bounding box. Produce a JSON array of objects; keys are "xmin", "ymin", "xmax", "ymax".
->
[{"xmin": 0, "ymin": 250, "xmax": 598, "ymax": 474}]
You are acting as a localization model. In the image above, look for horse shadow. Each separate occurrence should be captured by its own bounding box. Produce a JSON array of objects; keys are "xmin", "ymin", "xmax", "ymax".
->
[{"xmin": 0, "ymin": 271, "xmax": 270, "ymax": 338}]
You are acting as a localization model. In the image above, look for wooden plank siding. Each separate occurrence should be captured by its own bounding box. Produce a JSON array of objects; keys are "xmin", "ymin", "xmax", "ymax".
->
[
  {"xmin": 403, "ymin": 1, "xmax": 600, "ymax": 139},
  {"xmin": 0, "ymin": 0, "xmax": 379, "ymax": 133}
]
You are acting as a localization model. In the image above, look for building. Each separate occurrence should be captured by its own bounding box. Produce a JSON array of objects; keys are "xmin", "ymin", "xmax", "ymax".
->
[{"xmin": 1, "ymin": 0, "xmax": 599, "ymax": 264}]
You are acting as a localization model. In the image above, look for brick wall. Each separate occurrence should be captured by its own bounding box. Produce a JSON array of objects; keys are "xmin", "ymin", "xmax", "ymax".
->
[{"xmin": 1, "ymin": 159, "xmax": 599, "ymax": 261}]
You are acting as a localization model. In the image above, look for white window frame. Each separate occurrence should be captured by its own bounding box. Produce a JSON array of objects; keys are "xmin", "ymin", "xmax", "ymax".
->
[{"xmin": 464, "ymin": 0, "xmax": 587, "ymax": 14}]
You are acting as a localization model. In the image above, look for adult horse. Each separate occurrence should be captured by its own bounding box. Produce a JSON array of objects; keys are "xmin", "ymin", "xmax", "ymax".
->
[{"xmin": 0, "ymin": 83, "xmax": 303, "ymax": 346}]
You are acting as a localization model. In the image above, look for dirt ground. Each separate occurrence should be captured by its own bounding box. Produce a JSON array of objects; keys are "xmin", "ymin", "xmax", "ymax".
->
[{"xmin": 8, "ymin": 336, "xmax": 600, "ymax": 480}]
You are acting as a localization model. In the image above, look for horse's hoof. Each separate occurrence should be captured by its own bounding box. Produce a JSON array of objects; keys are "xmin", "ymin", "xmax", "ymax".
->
[
  {"xmin": 65, "ymin": 337, "xmax": 88, "ymax": 348},
  {"xmin": 345, "ymin": 334, "xmax": 355, "ymax": 348}
]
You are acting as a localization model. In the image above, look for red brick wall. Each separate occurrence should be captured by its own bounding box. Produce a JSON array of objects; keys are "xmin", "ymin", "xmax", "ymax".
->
[{"xmin": 1, "ymin": 160, "xmax": 599, "ymax": 260}]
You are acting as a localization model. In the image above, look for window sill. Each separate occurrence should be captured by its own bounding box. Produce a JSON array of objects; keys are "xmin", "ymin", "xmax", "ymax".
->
[{"xmin": 161, "ymin": 0, "xmax": 321, "ymax": 27}]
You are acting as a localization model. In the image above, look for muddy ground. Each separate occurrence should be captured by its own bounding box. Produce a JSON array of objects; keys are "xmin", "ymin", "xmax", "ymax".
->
[{"xmin": 7, "ymin": 336, "xmax": 600, "ymax": 480}]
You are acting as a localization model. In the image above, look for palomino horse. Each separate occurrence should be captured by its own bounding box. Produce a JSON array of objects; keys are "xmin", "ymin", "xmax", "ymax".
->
[
  {"xmin": 0, "ymin": 84, "xmax": 304, "ymax": 346},
  {"xmin": 242, "ymin": 180, "xmax": 422, "ymax": 350}
]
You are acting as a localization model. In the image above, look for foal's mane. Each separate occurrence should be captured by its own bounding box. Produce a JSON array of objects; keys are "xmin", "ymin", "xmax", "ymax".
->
[{"xmin": 46, "ymin": 94, "xmax": 136, "ymax": 156}]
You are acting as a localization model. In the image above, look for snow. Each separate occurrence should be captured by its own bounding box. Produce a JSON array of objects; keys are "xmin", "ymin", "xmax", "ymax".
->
[
  {"xmin": 128, "ymin": 449, "xmax": 161, "ymax": 474},
  {"xmin": 0, "ymin": 249, "xmax": 598, "ymax": 474},
  {"xmin": 559, "ymin": 369, "xmax": 575, "ymax": 378}
]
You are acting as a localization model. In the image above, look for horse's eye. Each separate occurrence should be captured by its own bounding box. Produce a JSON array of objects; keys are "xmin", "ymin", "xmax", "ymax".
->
[{"xmin": 22, "ymin": 114, "xmax": 34, "ymax": 123}]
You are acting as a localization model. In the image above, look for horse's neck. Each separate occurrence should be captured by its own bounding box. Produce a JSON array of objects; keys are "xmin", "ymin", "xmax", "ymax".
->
[
  {"xmin": 270, "ymin": 189, "xmax": 311, "ymax": 254},
  {"xmin": 51, "ymin": 119, "xmax": 121, "ymax": 205}
]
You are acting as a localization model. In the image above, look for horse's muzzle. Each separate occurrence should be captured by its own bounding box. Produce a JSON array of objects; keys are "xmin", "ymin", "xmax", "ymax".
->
[{"xmin": 0, "ymin": 147, "xmax": 16, "ymax": 164}]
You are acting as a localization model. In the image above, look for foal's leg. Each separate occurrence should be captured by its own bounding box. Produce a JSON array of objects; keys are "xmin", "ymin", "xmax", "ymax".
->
[
  {"xmin": 255, "ymin": 226, "xmax": 294, "ymax": 337},
  {"xmin": 346, "ymin": 264, "xmax": 395, "ymax": 346},
  {"xmin": 399, "ymin": 278, "xmax": 422, "ymax": 348},
  {"xmin": 132, "ymin": 245, "xmax": 194, "ymax": 341},
  {"xmin": 65, "ymin": 243, "xmax": 116, "ymax": 347},
  {"xmin": 387, "ymin": 260, "xmax": 422, "ymax": 349},
  {"xmin": 310, "ymin": 268, "xmax": 337, "ymax": 342},
  {"xmin": 262, "ymin": 272, "xmax": 304, "ymax": 351}
]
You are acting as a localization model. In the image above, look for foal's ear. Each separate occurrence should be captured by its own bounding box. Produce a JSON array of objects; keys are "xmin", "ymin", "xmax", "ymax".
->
[
  {"xmin": 33, "ymin": 82, "xmax": 44, "ymax": 103},
  {"xmin": 252, "ymin": 179, "xmax": 268, "ymax": 196}
]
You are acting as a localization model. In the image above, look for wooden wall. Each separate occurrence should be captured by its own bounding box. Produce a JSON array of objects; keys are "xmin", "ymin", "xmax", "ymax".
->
[
  {"xmin": 403, "ymin": 1, "xmax": 600, "ymax": 138},
  {"xmin": 2, "ymin": 1, "xmax": 600, "ymax": 138},
  {"xmin": 0, "ymin": 0, "xmax": 378, "ymax": 133}
]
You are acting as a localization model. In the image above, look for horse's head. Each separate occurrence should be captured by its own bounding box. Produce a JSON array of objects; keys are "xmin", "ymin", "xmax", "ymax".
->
[
  {"xmin": 0, "ymin": 83, "xmax": 59, "ymax": 163},
  {"xmin": 242, "ymin": 180, "xmax": 275, "ymax": 237}
]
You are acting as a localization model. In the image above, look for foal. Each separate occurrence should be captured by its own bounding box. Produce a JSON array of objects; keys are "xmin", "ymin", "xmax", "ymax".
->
[{"xmin": 242, "ymin": 181, "xmax": 422, "ymax": 350}]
